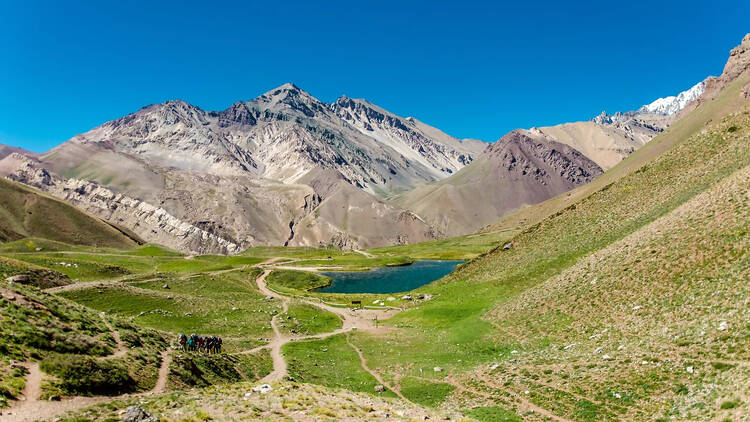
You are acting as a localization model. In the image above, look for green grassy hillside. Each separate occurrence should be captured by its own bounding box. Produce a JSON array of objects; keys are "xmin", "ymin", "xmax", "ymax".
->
[
  {"xmin": 0, "ymin": 277, "xmax": 168, "ymax": 405},
  {"xmin": 0, "ymin": 177, "xmax": 141, "ymax": 249},
  {"xmin": 280, "ymin": 75, "xmax": 750, "ymax": 421}
]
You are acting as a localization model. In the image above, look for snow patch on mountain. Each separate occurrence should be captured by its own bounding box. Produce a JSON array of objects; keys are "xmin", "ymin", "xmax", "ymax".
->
[{"xmin": 639, "ymin": 79, "xmax": 709, "ymax": 115}]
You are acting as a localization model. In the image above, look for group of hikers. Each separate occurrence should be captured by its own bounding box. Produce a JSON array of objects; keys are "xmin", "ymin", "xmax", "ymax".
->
[{"xmin": 178, "ymin": 333, "xmax": 223, "ymax": 353}]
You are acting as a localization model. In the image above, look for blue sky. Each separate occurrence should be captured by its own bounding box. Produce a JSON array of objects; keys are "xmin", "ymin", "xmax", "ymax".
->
[{"xmin": 1, "ymin": 1, "xmax": 748, "ymax": 152}]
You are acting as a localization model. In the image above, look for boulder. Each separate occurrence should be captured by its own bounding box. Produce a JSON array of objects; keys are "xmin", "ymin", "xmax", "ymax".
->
[
  {"xmin": 502, "ymin": 242, "xmax": 513, "ymax": 250},
  {"xmin": 122, "ymin": 405, "xmax": 159, "ymax": 422},
  {"xmin": 252, "ymin": 384, "xmax": 273, "ymax": 394},
  {"xmin": 5, "ymin": 274, "xmax": 29, "ymax": 283}
]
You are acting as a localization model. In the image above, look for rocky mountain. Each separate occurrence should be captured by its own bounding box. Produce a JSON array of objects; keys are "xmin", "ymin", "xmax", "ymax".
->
[
  {"xmin": 4, "ymin": 36, "xmax": 733, "ymax": 254},
  {"xmin": 0, "ymin": 153, "xmax": 240, "ymax": 254},
  {"xmin": 519, "ymin": 76, "xmax": 711, "ymax": 171},
  {"xmin": 0, "ymin": 156, "xmax": 140, "ymax": 249},
  {"xmin": 391, "ymin": 74, "xmax": 714, "ymax": 236},
  {"xmin": 4, "ymin": 85, "xmax": 488, "ymax": 253},
  {"xmin": 393, "ymin": 130, "xmax": 603, "ymax": 236}
]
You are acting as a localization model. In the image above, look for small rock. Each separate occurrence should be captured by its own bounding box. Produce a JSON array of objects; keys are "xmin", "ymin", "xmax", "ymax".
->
[
  {"xmin": 386, "ymin": 297, "xmax": 396, "ymax": 302},
  {"xmin": 510, "ymin": 350, "xmax": 518, "ymax": 355},
  {"xmin": 374, "ymin": 384, "xmax": 385, "ymax": 392},
  {"xmin": 686, "ymin": 366, "xmax": 694, "ymax": 374},
  {"xmin": 35, "ymin": 247, "xmax": 42, "ymax": 251},
  {"xmin": 614, "ymin": 392, "xmax": 622, "ymax": 399},
  {"xmin": 252, "ymin": 384, "xmax": 273, "ymax": 394},
  {"xmin": 602, "ymin": 354, "xmax": 612, "ymax": 360},
  {"xmin": 593, "ymin": 347, "xmax": 603, "ymax": 354},
  {"xmin": 718, "ymin": 321, "xmax": 728, "ymax": 331},
  {"xmin": 48, "ymin": 395, "xmax": 61, "ymax": 401},
  {"xmin": 401, "ymin": 294, "xmax": 412, "ymax": 300},
  {"xmin": 502, "ymin": 242, "xmax": 513, "ymax": 250},
  {"xmin": 232, "ymin": 307, "xmax": 239, "ymax": 311},
  {"xmin": 433, "ymin": 366, "xmax": 443, "ymax": 372},
  {"xmin": 162, "ymin": 284, "xmax": 170, "ymax": 289},
  {"xmin": 5, "ymin": 274, "xmax": 29, "ymax": 283},
  {"xmin": 490, "ymin": 363, "xmax": 500, "ymax": 370},
  {"xmin": 631, "ymin": 305, "xmax": 642, "ymax": 310},
  {"xmin": 123, "ymin": 405, "xmax": 159, "ymax": 422},
  {"xmin": 564, "ymin": 343, "xmax": 576, "ymax": 350}
]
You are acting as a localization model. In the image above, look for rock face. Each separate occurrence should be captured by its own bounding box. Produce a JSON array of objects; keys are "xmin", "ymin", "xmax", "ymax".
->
[
  {"xmin": 394, "ymin": 130, "xmax": 603, "ymax": 236},
  {"xmin": 10, "ymin": 84, "xmax": 467, "ymax": 252},
  {"xmin": 1, "ymin": 153, "xmax": 240, "ymax": 255},
  {"xmin": 682, "ymin": 33, "xmax": 750, "ymax": 115},
  {"xmin": 123, "ymin": 405, "xmax": 159, "ymax": 422}
]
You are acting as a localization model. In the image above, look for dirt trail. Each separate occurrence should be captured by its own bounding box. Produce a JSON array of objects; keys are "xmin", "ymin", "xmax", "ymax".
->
[
  {"xmin": 152, "ymin": 350, "xmax": 172, "ymax": 394},
  {"xmin": 354, "ymin": 250, "xmax": 375, "ymax": 258},
  {"xmin": 6, "ymin": 255, "xmax": 400, "ymax": 420},
  {"xmin": 100, "ymin": 313, "xmax": 128, "ymax": 358},
  {"xmin": 253, "ymin": 268, "xmax": 398, "ymax": 384},
  {"xmin": 474, "ymin": 373, "xmax": 573, "ymax": 422},
  {"xmin": 19, "ymin": 362, "xmax": 42, "ymax": 404},
  {"xmin": 346, "ymin": 336, "xmax": 407, "ymax": 401},
  {"xmin": 256, "ymin": 269, "xmax": 290, "ymax": 383}
]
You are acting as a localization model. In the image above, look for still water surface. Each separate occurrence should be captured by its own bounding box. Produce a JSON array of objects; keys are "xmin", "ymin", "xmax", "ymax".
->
[{"xmin": 317, "ymin": 260, "xmax": 464, "ymax": 294}]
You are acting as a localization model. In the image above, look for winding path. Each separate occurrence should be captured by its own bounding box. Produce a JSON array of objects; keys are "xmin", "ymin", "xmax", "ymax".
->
[
  {"xmin": 4, "ymin": 256, "xmax": 400, "ymax": 420},
  {"xmin": 253, "ymin": 267, "xmax": 398, "ymax": 384},
  {"xmin": 346, "ymin": 335, "xmax": 407, "ymax": 401}
]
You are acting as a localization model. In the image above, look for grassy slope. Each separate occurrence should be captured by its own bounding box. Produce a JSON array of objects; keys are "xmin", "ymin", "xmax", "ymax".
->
[
  {"xmin": 292, "ymin": 76, "xmax": 750, "ymax": 420},
  {"xmin": 61, "ymin": 268, "xmax": 275, "ymax": 352},
  {"xmin": 63, "ymin": 381, "xmax": 454, "ymax": 421},
  {"xmin": 0, "ymin": 278, "xmax": 167, "ymax": 404},
  {"xmin": 0, "ymin": 178, "xmax": 140, "ymax": 249}
]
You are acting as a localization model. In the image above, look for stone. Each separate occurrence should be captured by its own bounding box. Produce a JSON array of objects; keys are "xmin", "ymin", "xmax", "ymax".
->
[
  {"xmin": 686, "ymin": 366, "xmax": 694, "ymax": 374},
  {"xmin": 433, "ymin": 366, "xmax": 443, "ymax": 372},
  {"xmin": 162, "ymin": 284, "xmax": 170, "ymax": 289},
  {"xmin": 718, "ymin": 321, "xmax": 728, "ymax": 331},
  {"xmin": 502, "ymin": 242, "xmax": 513, "ymax": 250},
  {"xmin": 374, "ymin": 384, "xmax": 385, "ymax": 392},
  {"xmin": 5, "ymin": 274, "xmax": 29, "ymax": 283},
  {"xmin": 401, "ymin": 294, "xmax": 412, "ymax": 300},
  {"xmin": 386, "ymin": 297, "xmax": 396, "ymax": 302},
  {"xmin": 252, "ymin": 384, "xmax": 273, "ymax": 394},
  {"xmin": 122, "ymin": 405, "xmax": 159, "ymax": 422}
]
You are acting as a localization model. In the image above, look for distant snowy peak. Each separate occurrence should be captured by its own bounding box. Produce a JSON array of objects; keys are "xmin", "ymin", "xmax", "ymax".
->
[{"xmin": 639, "ymin": 78, "xmax": 710, "ymax": 116}]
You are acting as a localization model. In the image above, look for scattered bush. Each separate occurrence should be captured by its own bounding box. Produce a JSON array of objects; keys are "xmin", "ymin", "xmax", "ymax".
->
[{"xmin": 40, "ymin": 354, "xmax": 135, "ymax": 395}]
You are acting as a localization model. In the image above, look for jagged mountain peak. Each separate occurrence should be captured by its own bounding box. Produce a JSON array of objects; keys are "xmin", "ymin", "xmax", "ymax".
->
[{"xmin": 639, "ymin": 78, "xmax": 710, "ymax": 116}]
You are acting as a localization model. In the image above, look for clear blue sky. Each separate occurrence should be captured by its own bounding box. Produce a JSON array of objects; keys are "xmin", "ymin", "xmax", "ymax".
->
[{"xmin": 1, "ymin": 1, "xmax": 748, "ymax": 152}]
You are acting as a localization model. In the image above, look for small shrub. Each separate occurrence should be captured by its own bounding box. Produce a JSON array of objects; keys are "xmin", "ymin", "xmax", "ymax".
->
[
  {"xmin": 40, "ymin": 354, "xmax": 135, "ymax": 395},
  {"xmin": 720, "ymin": 399, "xmax": 740, "ymax": 410}
]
